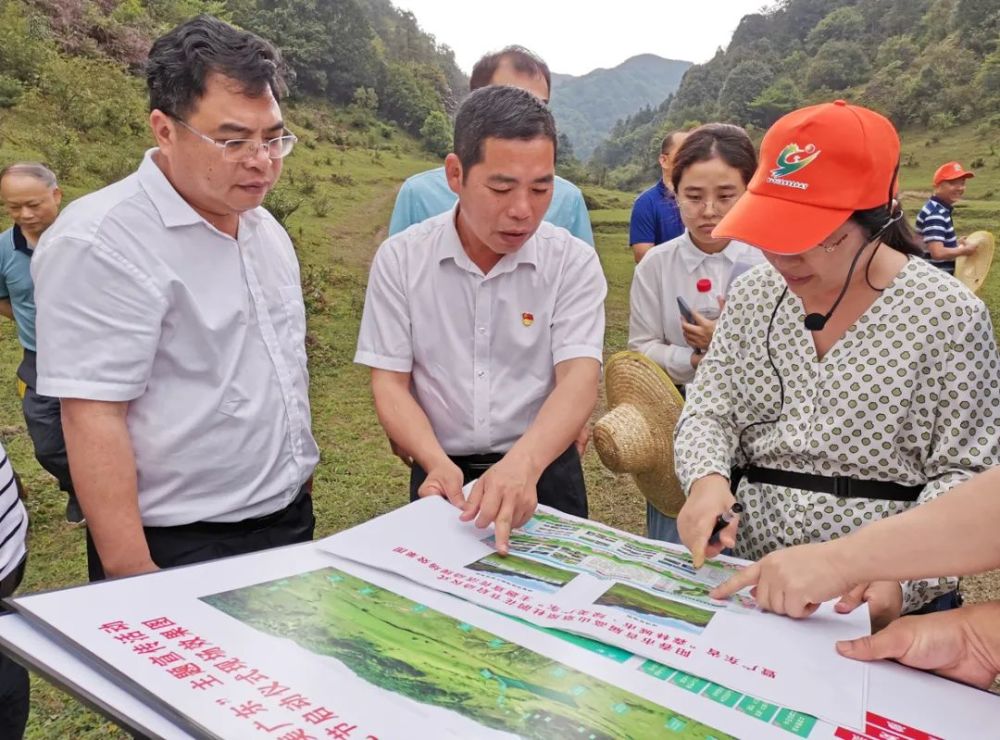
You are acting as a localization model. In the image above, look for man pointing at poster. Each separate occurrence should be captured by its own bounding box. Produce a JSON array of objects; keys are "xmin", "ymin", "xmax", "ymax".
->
[{"xmin": 356, "ymin": 86, "xmax": 606, "ymax": 554}]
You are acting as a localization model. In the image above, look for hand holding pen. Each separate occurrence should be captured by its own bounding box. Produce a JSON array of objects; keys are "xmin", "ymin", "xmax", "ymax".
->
[{"xmin": 678, "ymin": 474, "xmax": 742, "ymax": 568}]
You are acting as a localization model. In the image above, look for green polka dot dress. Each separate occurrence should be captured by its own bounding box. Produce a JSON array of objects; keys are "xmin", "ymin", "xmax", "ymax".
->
[{"xmin": 674, "ymin": 258, "xmax": 1000, "ymax": 612}]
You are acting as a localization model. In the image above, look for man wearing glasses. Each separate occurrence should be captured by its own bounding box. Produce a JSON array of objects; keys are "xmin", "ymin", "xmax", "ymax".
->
[{"xmin": 31, "ymin": 16, "xmax": 318, "ymax": 580}]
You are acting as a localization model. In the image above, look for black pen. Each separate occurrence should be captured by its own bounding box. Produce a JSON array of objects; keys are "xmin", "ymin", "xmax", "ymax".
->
[{"xmin": 708, "ymin": 503, "xmax": 744, "ymax": 545}]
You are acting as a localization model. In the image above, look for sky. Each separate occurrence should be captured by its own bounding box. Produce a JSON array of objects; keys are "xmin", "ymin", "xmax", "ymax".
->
[{"xmin": 394, "ymin": 0, "xmax": 770, "ymax": 76}]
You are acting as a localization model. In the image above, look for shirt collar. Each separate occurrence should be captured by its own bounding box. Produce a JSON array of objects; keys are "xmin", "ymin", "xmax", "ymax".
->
[
  {"xmin": 929, "ymin": 195, "xmax": 953, "ymax": 212},
  {"xmin": 437, "ymin": 203, "xmax": 538, "ymax": 276},
  {"xmin": 137, "ymin": 148, "xmax": 263, "ymax": 231},
  {"xmin": 11, "ymin": 225, "xmax": 32, "ymax": 257},
  {"xmin": 656, "ymin": 179, "xmax": 675, "ymax": 200},
  {"xmin": 676, "ymin": 230, "xmax": 743, "ymax": 273}
]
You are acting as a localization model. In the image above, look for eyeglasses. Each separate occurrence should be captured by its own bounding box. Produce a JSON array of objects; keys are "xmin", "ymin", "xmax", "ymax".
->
[
  {"xmin": 172, "ymin": 117, "xmax": 297, "ymax": 162},
  {"xmin": 676, "ymin": 194, "xmax": 740, "ymax": 214}
]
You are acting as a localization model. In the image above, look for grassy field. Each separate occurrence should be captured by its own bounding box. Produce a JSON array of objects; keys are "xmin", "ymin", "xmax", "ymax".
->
[
  {"xmin": 594, "ymin": 582, "xmax": 715, "ymax": 632},
  {"xmin": 467, "ymin": 552, "xmax": 579, "ymax": 589},
  {"xmin": 0, "ymin": 113, "xmax": 997, "ymax": 735}
]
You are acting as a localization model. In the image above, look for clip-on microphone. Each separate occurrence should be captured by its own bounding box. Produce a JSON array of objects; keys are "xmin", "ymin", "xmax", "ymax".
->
[{"xmin": 802, "ymin": 209, "xmax": 904, "ymax": 332}]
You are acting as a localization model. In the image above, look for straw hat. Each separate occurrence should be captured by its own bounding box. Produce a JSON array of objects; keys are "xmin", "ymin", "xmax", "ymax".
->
[
  {"xmin": 954, "ymin": 231, "xmax": 995, "ymax": 295},
  {"xmin": 593, "ymin": 351, "xmax": 686, "ymax": 517}
]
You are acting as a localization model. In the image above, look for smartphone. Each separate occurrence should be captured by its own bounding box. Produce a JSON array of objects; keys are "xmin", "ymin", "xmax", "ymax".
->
[{"xmin": 676, "ymin": 296, "xmax": 694, "ymax": 324}]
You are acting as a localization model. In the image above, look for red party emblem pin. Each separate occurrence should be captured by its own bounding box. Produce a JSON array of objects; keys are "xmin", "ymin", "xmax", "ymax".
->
[{"xmin": 522, "ymin": 312, "xmax": 534, "ymax": 327}]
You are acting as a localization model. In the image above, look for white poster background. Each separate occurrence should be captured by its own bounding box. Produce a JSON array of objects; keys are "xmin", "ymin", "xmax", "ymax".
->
[
  {"xmin": 320, "ymin": 498, "xmax": 869, "ymax": 728},
  {"xmin": 9, "ymin": 543, "xmax": 772, "ymax": 740},
  {"xmin": 5, "ymin": 543, "xmax": 998, "ymax": 739}
]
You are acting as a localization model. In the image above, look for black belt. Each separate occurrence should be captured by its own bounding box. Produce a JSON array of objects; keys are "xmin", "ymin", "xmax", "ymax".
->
[
  {"xmin": 144, "ymin": 483, "xmax": 311, "ymax": 536},
  {"xmin": 449, "ymin": 452, "xmax": 505, "ymax": 475},
  {"xmin": 746, "ymin": 466, "xmax": 925, "ymax": 502}
]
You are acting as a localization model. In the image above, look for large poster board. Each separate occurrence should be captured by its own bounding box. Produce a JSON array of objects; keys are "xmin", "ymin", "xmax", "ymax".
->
[
  {"xmin": 320, "ymin": 498, "xmax": 870, "ymax": 727},
  {"xmin": 4, "ymin": 538, "xmax": 997, "ymax": 739},
  {"xmin": 8, "ymin": 544, "xmax": 773, "ymax": 739}
]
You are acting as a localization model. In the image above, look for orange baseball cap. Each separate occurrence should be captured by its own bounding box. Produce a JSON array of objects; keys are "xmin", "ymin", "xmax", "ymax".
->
[
  {"xmin": 713, "ymin": 100, "xmax": 899, "ymax": 254},
  {"xmin": 933, "ymin": 161, "xmax": 974, "ymax": 186}
]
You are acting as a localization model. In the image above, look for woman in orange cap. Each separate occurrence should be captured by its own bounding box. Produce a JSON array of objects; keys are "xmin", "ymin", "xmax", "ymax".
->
[{"xmin": 673, "ymin": 101, "xmax": 1000, "ymax": 628}]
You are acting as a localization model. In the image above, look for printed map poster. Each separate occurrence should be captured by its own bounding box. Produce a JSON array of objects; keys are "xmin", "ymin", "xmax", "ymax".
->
[
  {"xmin": 6, "ymin": 582, "xmax": 998, "ymax": 740},
  {"xmin": 9, "ymin": 543, "xmax": 778, "ymax": 740},
  {"xmin": 319, "ymin": 498, "xmax": 869, "ymax": 728}
]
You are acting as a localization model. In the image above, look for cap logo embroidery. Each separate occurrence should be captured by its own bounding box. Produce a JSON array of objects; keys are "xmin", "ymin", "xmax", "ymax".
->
[{"xmin": 768, "ymin": 143, "xmax": 820, "ymax": 190}]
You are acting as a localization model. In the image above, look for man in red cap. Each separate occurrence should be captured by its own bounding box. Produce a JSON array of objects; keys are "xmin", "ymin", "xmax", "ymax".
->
[{"xmin": 915, "ymin": 161, "xmax": 977, "ymax": 274}]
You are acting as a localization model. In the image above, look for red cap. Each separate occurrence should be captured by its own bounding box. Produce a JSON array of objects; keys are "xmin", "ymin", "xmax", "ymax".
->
[
  {"xmin": 696, "ymin": 278, "xmax": 712, "ymax": 293},
  {"xmin": 712, "ymin": 100, "xmax": 899, "ymax": 254},
  {"xmin": 933, "ymin": 161, "xmax": 975, "ymax": 186}
]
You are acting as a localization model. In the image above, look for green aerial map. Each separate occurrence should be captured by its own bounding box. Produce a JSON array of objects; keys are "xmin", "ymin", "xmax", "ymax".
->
[{"xmin": 202, "ymin": 567, "xmax": 732, "ymax": 739}]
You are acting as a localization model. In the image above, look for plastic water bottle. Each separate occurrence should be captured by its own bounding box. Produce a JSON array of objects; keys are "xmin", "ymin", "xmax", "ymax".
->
[{"xmin": 693, "ymin": 278, "xmax": 721, "ymax": 320}]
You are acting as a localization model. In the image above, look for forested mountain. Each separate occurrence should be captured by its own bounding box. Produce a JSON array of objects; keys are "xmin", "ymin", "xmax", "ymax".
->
[
  {"xmin": 0, "ymin": 0, "xmax": 467, "ymax": 156},
  {"xmin": 588, "ymin": 0, "xmax": 1000, "ymax": 191},
  {"xmin": 549, "ymin": 55, "xmax": 690, "ymax": 160}
]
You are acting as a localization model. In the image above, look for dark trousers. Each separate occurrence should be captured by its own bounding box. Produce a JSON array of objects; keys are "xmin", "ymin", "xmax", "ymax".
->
[
  {"xmin": 0, "ymin": 555, "xmax": 29, "ymax": 740},
  {"xmin": 18, "ymin": 350, "xmax": 73, "ymax": 495},
  {"xmin": 86, "ymin": 486, "xmax": 315, "ymax": 582},
  {"xmin": 409, "ymin": 444, "xmax": 588, "ymax": 518},
  {"xmin": 21, "ymin": 388, "xmax": 73, "ymax": 495}
]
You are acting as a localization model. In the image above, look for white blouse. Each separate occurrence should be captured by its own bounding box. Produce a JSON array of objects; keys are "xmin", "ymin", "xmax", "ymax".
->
[
  {"xmin": 628, "ymin": 232, "xmax": 764, "ymax": 384},
  {"xmin": 675, "ymin": 258, "xmax": 1000, "ymax": 612}
]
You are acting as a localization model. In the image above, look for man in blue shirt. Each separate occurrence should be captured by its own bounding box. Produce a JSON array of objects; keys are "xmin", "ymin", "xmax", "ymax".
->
[
  {"xmin": 388, "ymin": 46, "xmax": 594, "ymax": 246},
  {"xmin": 0, "ymin": 162, "xmax": 81, "ymax": 523},
  {"xmin": 628, "ymin": 130, "xmax": 687, "ymax": 263},
  {"xmin": 916, "ymin": 161, "xmax": 978, "ymax": 274}
]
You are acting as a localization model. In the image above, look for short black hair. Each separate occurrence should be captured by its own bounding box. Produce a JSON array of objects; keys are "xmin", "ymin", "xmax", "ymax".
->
[
  {"xmin": 146, "ymin": 15, "xmax": 287, "ymax": 119},
  {"xmin": 453, "ymin": 86, "xmax": 557, "ymax": 178},
  {"xmin": 671, "ymin": 123, "xmax": 757, "ymax": 191},
  {"xmin": 470, "ymin": 45, "xmax": 551, "ymax": 97}
]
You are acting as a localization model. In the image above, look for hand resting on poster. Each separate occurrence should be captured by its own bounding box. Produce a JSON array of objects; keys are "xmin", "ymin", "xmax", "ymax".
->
[{"xmin": 836, "ymin": 602, "xmax": 1000, "ymax": 689}]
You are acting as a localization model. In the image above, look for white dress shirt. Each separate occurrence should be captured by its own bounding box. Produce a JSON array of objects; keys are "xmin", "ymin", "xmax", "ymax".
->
[
  {"xmin": 356, "ymin": 206, "xmax": 607, "ymax": 455},
  {"xmin": 32, "ymin": 150, "xmax": 319, "ymax": 526},
  {"xmin": 628, "ymin": 231, "xmax": 764, "ymax": 384}
]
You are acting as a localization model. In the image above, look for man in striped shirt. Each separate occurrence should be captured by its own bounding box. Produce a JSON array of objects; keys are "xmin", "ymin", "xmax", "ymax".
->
[
  {"xmin": 0, "ymin": 445, "xmax": 28, "ymax": 738},
  {"xmin": 915, "ymin": 161, "xmax": 978, "ymax": 274}
]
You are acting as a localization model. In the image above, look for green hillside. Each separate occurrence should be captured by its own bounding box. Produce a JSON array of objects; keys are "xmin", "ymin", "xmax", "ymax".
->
[
  {"xmin": 549, "ymin": 54, "xmax": 691, "ymax": 160},
  {"xmin": 589, "ymin": 0, "xmax": 1000, "ymax": 190}
]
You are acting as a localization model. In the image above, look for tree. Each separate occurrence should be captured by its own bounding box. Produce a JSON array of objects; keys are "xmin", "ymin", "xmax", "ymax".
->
[
  {"xmin": 805, "ymin": 7, "xmax": 865, "ymax": 52},
  {"xmin": 875, "ymin": 36, "xmax": 920, "ymax": 69},
  {"xmin": 419, "ymin": 110, "xmax": 451, "ymax": 158},
  {"xmin": 379, "ymin": 62, "xmax": 440, "ymax": 134},
  {"xmin": 234, "ymin": 0, "xmax": 383, "ymax": 102},
  {"xmin": 556, "ymin": 133, "xmax": 576, "ymax": 166},
  {"xmin": 951, "ymin": 0, "xmax": 1000, "ymax": 53},
  {"xmin": 748, "ymin": 77, "xmax": 803, "ymax": 128},
  {"xmin": 805, "ymin": 40, "xmax": 870, "ymax": 91},
  {"xmin": 718, "ymin": 60, "xmax": 774, "ymax": 125},
  {"xmin": 978, "ymin": 49, "xmax": 1000, "ymax": 97}
]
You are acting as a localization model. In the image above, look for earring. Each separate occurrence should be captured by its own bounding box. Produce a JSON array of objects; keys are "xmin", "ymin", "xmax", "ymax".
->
[{"xmin": 824, "ymin": 244, "xmax": 835, "ymax": 253}]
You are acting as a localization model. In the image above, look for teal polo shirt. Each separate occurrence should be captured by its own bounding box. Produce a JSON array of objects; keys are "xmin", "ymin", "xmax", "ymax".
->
[
  {"xmin": 0, "ymin": 225, "xmax": 36, "ymax": 351},
  {"xmin": 388, "ymin": 166, "xmax": 595, "ymax": 245}
]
